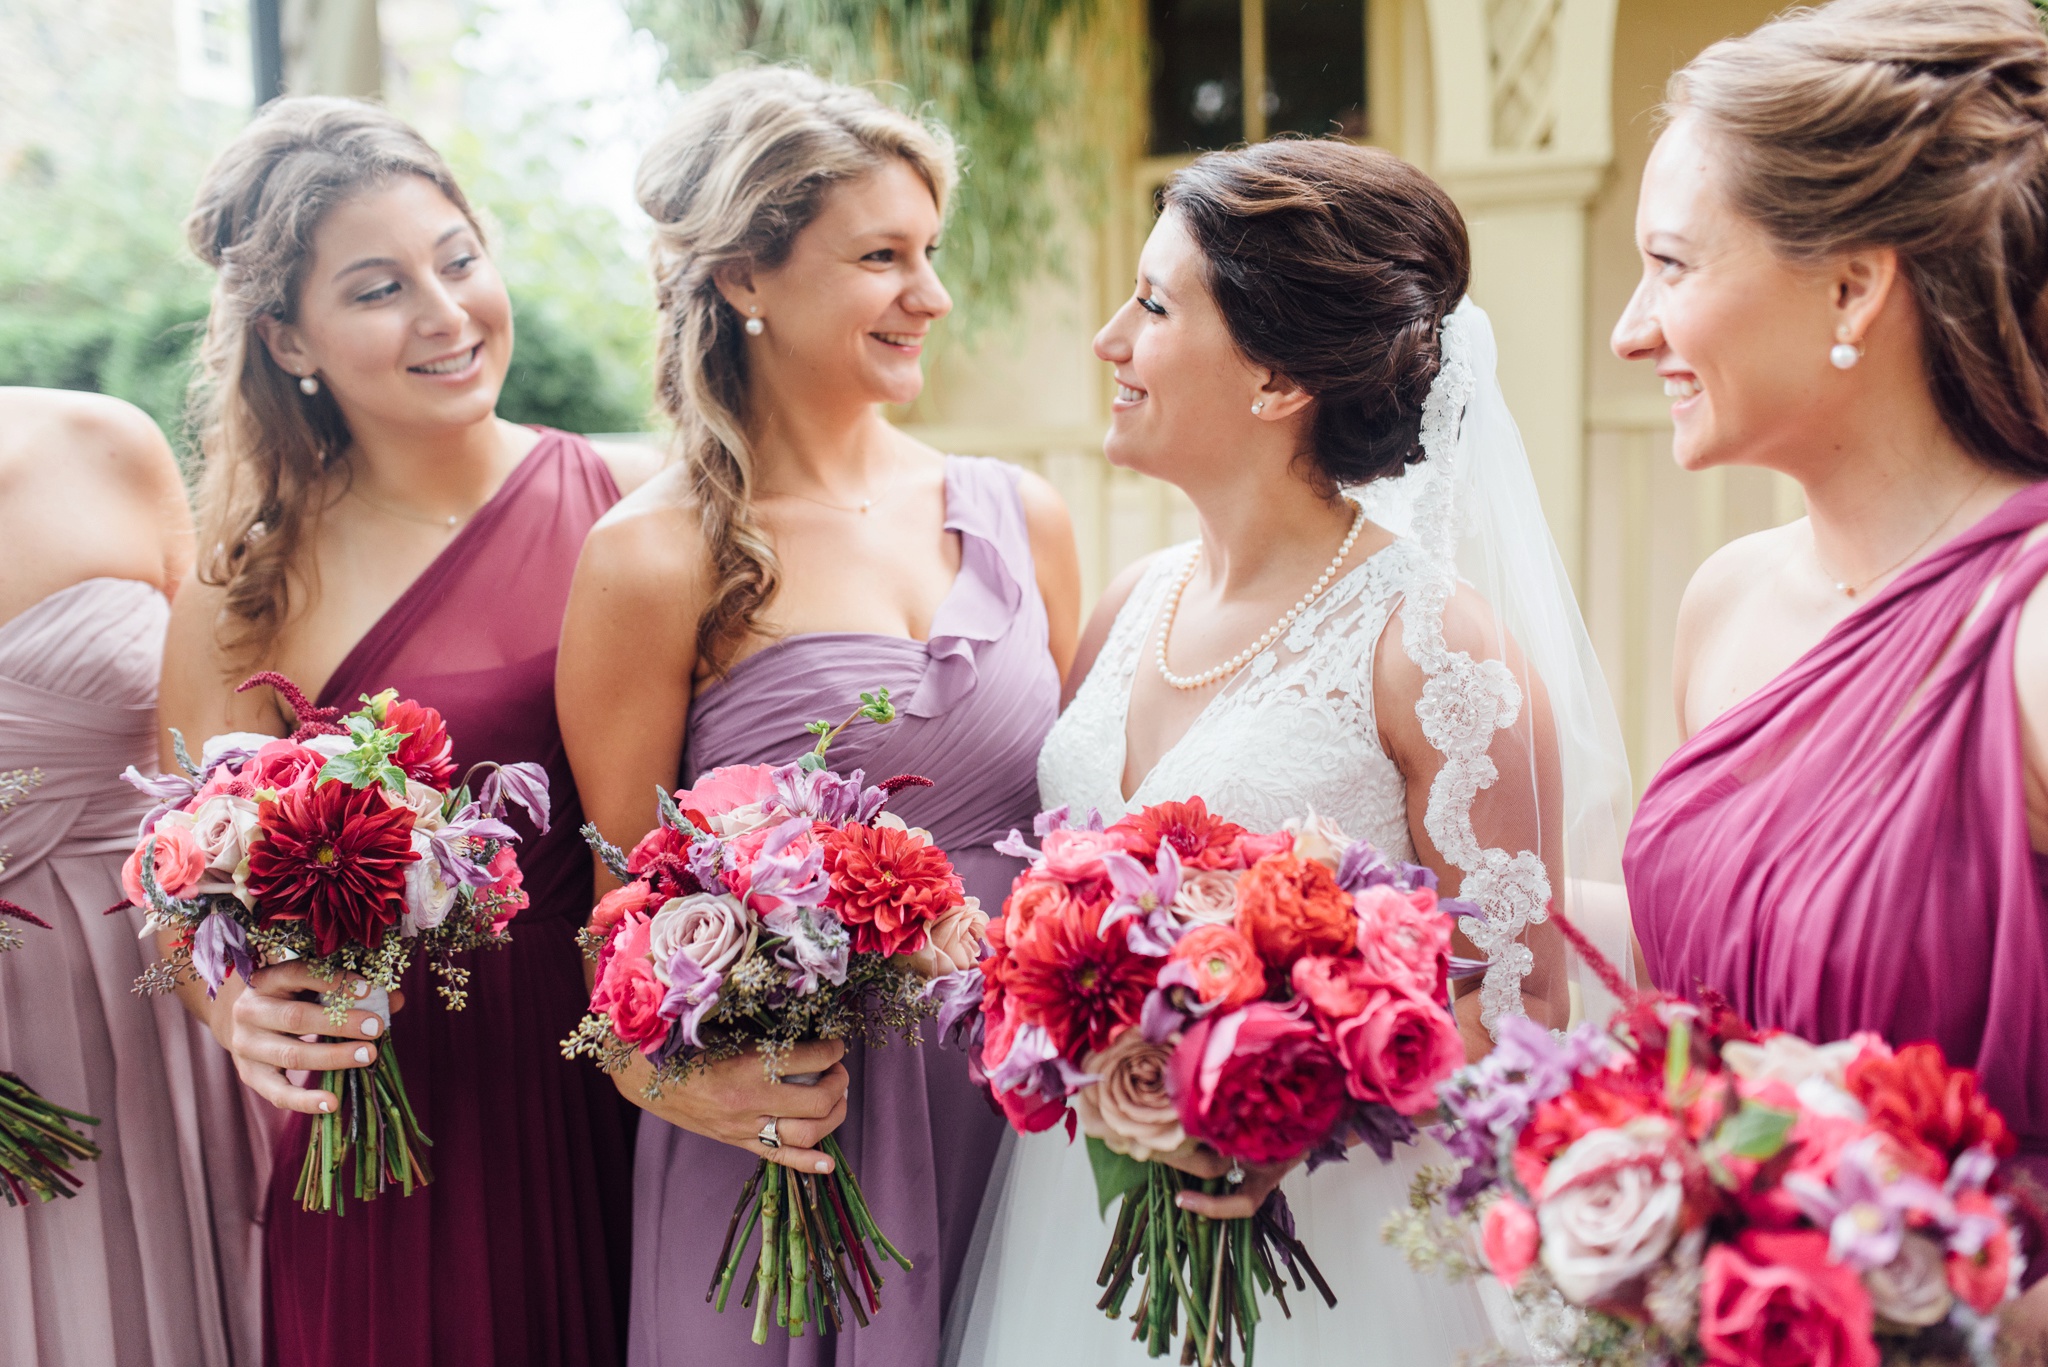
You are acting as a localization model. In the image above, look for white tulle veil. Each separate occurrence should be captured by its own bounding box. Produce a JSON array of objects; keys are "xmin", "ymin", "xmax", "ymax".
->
[{"xmin": 1352, "ymin": 298, "xmax": 1637, "ymax": 1027}]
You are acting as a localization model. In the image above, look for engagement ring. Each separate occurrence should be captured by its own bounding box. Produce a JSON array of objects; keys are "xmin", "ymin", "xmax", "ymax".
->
[
  {"xmin": 1226, "ymin": 1162, "xmax": 1245, "ymax": 1187},
  {"xmin": 757, "ymin": 1118, "xmax": 781, "ymax": 1150}
]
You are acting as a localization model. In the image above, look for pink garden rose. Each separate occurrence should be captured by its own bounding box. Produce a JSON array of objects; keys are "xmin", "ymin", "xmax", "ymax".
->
[
  {"xmin": 1481, "ymin": 1197, "xmax": 1539, "ymax": 1288},
  {"xmin": 1039, "ymin": 827, "xmax": 1125, "ymax": 887},
  {"xmin": 1169, "ymin": 1001, "xmax": 1346, "ymax": 1165},
  {"xmin": 124, "ymin": 816, "xmax": 208, "ymax": 904},
  {"xmin": 672, "ymin": 764, "xmax": 779, "ymax": 826},
  {"xmin": 591, "ymin": 914, "xmax": 671, "ymax": 1050},
  {"xmin": 1329, "ymin": 984, "xmax": 1463, "ymax": 1115},
  {"xmin": 648, "ymin": 892, "xmax": 756, "ymax": 985},
  {"xmin": 1698, "ymin": 1229, "xmax": 1878, "ymax": 1367},
  {"xmin": 1075, "ymin": 1026, "xmax": 1192, "ymax": 1162},
  {"xmin": 1352, "ymin": 884, "xmax": 1452, "ymax": 999},
  {"xmin": 1537, "ymin": 1116, "xmax": 1687, "ymax": 1304}
]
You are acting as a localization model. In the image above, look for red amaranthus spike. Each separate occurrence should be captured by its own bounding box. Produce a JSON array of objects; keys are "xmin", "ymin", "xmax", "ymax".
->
[
  {"xmin": 1548, "ymin": 900, "xmax": 1642, "ymax": 1007},
  {"xmin": 0, "ymin": 897, "xmax": 51, "ymax": 930},
  {"xmin": 236, "ymin": 671, "xmax": 348, "ymax": 740},
  {"xmin": 878, "ymin": 775, "xmax": 934, "ymax": 797}
]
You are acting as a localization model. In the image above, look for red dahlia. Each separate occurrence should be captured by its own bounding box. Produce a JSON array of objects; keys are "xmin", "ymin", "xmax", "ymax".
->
[
  {"xmin": 1003, "ymin": 897, "xmax": 1155, "ymax": 1059},
  {"xmin": 822, "ymin": 823, "xmax": 964, "ymax": 957},
  {"xmin": 247, "ymin": 779, "xmax": 418, "ymax": 956},
  {"xmin": 383, "ymin": 698, "xmax": 457, "ymax": 787},
  {"xmin": 1111, "ymin": 798, "xmax": 1250, "ymax": 871}
]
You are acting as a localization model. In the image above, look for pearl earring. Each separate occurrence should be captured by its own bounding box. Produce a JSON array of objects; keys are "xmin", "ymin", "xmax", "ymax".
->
[
  {"xmin": 1829, "ymin": 341, "xmax": 1861, "ymax": 370},
  {"xmin": 744, "ymin": 308, "xmax": 764, "ymax": 337},
  {"xmin": 1251, "ymin": 401, "xmax": 1265, "ymax": 415},
  {"xmin": 298, "ymin": 374, "xmax": 319, "ymax": 395}
]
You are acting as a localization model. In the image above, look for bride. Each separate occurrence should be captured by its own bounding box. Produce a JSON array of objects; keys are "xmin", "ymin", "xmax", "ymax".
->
[{"xmin": 948, "ymin": 140, "xmax": 1633, "ymax": 1363}]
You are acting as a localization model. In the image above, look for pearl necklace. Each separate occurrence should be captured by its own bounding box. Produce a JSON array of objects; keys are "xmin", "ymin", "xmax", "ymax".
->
[{"xmin": 1155, "ymin": 501, "xmax": 1367, "ymax": 691}]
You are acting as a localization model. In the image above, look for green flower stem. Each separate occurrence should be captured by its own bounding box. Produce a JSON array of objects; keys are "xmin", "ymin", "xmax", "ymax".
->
[
  {"xmin": 294, "ymin": 1033, "xmax": 432, "ymax": 1214},
  {"xmin": 753, "ymin": 1163, "xmax": 782, "ymax": 1345}
]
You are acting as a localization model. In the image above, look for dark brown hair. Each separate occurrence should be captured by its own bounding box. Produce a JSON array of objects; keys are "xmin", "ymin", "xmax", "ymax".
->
[
  {"xmin": 1161, "ymin": 139, "xmax": 1472, "ymax": 489},
  {"xmin": 1670, "ymin": 0, "xmax": 2048, "ymax": 477},
  {"xmin": 186, "ymin": 96, "xmax": 483, "ymax": 661}
]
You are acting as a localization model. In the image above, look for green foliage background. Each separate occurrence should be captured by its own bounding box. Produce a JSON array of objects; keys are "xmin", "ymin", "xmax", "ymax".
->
[{"xmin": 629, "ymin": 0, "xmax": 1113, "ymax": 325}]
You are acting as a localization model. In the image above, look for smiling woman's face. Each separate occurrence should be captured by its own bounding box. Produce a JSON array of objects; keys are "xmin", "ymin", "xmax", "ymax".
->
[
  {"xmin": 1611, "ymin": 114, "xmax": 1846, "ymax": 474},
  {"xmin": 733, "ymin": 157, "xmax": 952, "ymax": 410},
  {"xmin": 261, "ymin": 174, "xmax": 511, "ymax": 437},
  {"xmin": 1092, "ymin": 209, "xmax": 1266, "ymax": 486}
]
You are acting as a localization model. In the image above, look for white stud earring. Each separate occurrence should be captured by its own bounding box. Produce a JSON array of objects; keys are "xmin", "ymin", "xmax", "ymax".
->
[
  {"xmin": 1830, "ymin": 341, "xmax": 1861, "ymax": 370},
  {"xmin": 298, "ymin": 374, "xmax": 319, "ymax": 395},
  {"xmin": 1251, "ymin": 401, "xmax": 1265, "ymax": 415},
  {"xmin": 744, "ymin": 308, "xmax": 764, "ymax": 337}
]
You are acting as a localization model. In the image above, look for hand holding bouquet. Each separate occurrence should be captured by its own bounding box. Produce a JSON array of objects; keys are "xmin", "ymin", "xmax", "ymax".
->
[
  {"xmin": 124, "ymin": 673, "xmax": 547, "ymax": 1212},
  {"xmin": 0, "ymin": 900, "xmax": 101, "ymax": 1206},
  {"xmin": 964, "ymin": 800, "xmax": 1471, "ymax": 1365},
  {"xmin": 565, "ymin": 689, "xmax": 983, "ymax": 1344},
  {"xmin": 1390, "ymin": 962, "xmax": 2032, "ymax": 1367}
]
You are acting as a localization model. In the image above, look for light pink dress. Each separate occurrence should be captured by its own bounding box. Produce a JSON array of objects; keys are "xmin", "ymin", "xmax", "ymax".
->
[{"xmin": 0, "ymin": 578, "xmax": 266, "ymax": 1366}]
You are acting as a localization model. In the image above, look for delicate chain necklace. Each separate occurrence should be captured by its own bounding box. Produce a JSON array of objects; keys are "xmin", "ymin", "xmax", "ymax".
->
[
  {"xmin": 770, "ymin": 453, "xmax": 897, "ymax": 516},
  {"xmin": 348, "ymin": 484, "xmax": 471, "ymax": 530},
  {"xmin": 1813, "ymin": 474, "xmax": 1988, "ymax": 599},
  {"xmin": 1155, "ymin": 501, "xmax": 1367, "ymax": 691}
]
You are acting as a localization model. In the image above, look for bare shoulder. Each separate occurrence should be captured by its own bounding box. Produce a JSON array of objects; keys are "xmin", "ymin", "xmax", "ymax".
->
[
  {"xmin": 577, "ymin": 462, "xmax": 713, "ymax": 603},
  {"xmin": 1677, "ymin": 521, "xmax": 1804, "ymax": 643},
  {"xmin": 1373, "ymin": 578, "xmax": 1521, "ymax": 709},
  {"xmin": 1013, "ymin": 466, "xmax": 1074, "ymax": 541},
  {"xmin": 588, "ymin": 437, "xmax": 666, "ymax": 498},
  {"xmin": 0, "ymin": 387, "xmax": 182, "ymax": 503}
]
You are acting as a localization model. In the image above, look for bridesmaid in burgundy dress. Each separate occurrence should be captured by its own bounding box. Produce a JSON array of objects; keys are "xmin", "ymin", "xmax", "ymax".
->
[
  {"xmin": 1612, "ymin": 0, "xmax": 2048, "ymax": 1343},
  {"xmin": 556, "ymin": 70, "xmax": 1080, "ymax": 1367},
  {"xmin": 159, "ymin": 99, "xmax": 661, "ymax": 1366}
]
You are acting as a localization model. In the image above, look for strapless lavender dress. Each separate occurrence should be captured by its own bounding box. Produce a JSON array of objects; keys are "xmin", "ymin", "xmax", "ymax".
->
[
  {"xmin": 0, "ymin": 578, "xmax": 266, "ymax": 1366},
  {"xmin": 629, "ymin": 455, "xmax": 1060, "ymax": 1367}
]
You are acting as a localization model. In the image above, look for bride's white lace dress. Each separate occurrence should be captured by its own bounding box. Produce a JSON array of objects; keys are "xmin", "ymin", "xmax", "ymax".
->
[{"xmin": 949, "ymin": 530, "xmax": 1514, "ymax": 1366}]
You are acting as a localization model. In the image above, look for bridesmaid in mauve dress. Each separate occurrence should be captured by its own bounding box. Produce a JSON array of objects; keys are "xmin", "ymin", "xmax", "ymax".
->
[
  {"xmin": 161, "ymin": 100, "xmax": 662, "ymax": 1366},
  {"xmin": 0, "ymin": 388, "xmax": 264, "ymax": 1366},
  {"xmin": 558, "ymin": 69, "xmax": 1078, "ymax": 1367},
  {"xmin": 1612, "ymin": 0, "xmax": 2048, "ymax": 1337}
]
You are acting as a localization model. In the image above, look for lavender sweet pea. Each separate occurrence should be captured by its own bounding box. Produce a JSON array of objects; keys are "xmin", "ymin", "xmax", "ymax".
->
[{"xmin": 190, "ymin": 911, "xmax": 256, "ymax": 994}]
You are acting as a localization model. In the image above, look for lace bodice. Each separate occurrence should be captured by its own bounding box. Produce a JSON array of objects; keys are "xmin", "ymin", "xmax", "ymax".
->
[{"xmin": 1040, "ymin": 522, "xmax": 1551, "ymax": 1030}]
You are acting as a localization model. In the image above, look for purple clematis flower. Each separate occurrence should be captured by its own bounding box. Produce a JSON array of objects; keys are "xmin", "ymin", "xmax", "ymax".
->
[
  {"xmin": 1784, "ymin": 1134, "xmax": 1953, "ymax": 1270},
  {"xmin": 745, "ymin": 819, "xmax": 830, "ymax": 917},
  {"xmin": 658, "ymin": 951, "xmax": 723, "ymax": 1051},
  {"xmin": 770, "ymin": 905, "xmax": 851, "ymax": 994},
  {"xmin": 478, "ymin": 761, "xmax": 551, "ymax": 833},
  {"xmin": 987, "ymin": 1022, "xmax": 1095, "ymax": 1100},
  {"xmin": 122, "ymin": 765, "xmax": 199, "ymax": 839},
  {"xmin": 925, "ymin": 968, "xmax": 985, "ymax": 1048},
  {"xmin": 428, "ymin": 813, "xmax": 521, "ymax": 888},
  {"xmin": 190, "ymin": 912, "xmax": 256, "ymax": 995},
  {"xmin": 769, "ymin": 763, "xmax": 880, "ymax": 825},
  {"xmin": 1099, "ymin": 842, "xmax": 1184, "ymax": 956}
]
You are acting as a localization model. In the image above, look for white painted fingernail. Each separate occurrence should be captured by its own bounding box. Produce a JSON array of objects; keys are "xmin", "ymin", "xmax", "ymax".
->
[
  {"xmin": 817, "ymin": 1160, "xmax": 831, "ymax": 1174},
  {"xmin": 361, "ymin": 1016, "xmax": 380, "ymax": 1037},
  {"xmin": 320, "ymin": 1097, "xmax": 335, "ymax": 1112},
  {"xmin": 353, "ymin": 1046, "xmax": 371, "ymax": 1064},
  {"xmin": 352, "ymin": 979, "xmax": 370, "ymax": 998}
]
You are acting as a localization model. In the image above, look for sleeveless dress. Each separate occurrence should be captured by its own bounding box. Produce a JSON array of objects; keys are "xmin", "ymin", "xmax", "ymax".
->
[
  {"xmin": 264, "ymin": 430, "xmax": 639, "ymax": 1367},
  {"xmin": 1626, "ymin": 482, "xmax": 2048, "ymax": 1187},
  {"xmin": 0, "ymin": 577, "xmax": 265, "ymax": 1367},
  {"xmin": 951, "ymin": 534, "xmax": 1505, "ymax": 1366},
  {"xmin": 629, "ymin": 455, "xmax": 1059, "ymax": 1367}
]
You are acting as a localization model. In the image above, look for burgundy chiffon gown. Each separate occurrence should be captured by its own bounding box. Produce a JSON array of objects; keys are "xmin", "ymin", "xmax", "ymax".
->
[
  {"xmin": 264, "ymin": 430, "xmax": 637, "ymax": 1367},
  {"xmin": 1626, "ymin": 481, "xmax": 2048, "ymax": 1188},
  {"xmin": 629, "ymin": 455, "xmax": 1060, "ymax": 1367}
]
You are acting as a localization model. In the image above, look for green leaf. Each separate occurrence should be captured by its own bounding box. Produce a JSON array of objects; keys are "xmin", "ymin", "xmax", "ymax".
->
[
  {"xmin": 1718, "ymin": 1101, "xmax": 1796, "ymax": 1160},
  {"xmin": 1665, "ymin": 1015, "xmax": 1692, "ymax": 1099},
  {"xmin": 857, "ymin": 688, "xmax": 896, "ymax": 726},
  {"xmin": 318, "ymin": 722, "xmax": 409, "ymax": 793},
  {"xmin": 796, "ymin": 752, "xmax": 827, "ymax": 773},
  {"xmin": 1085, "ymin": 1136, "xmax": 1150, "ymax": 1220}
]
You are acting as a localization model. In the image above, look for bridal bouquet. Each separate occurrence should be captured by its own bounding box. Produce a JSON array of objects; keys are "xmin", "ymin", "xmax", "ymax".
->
[
  {"xmin": 1388, "ymin": 984, "xmax": 2029, "ymax": 1367},
  {"xmin": 565, "ymin": 689, "xmax": 984, "ymax": 1344},
  {"xmin": 0, "ymin": 903, "xmax": 101, "ymax": 1206},
  {"xmin": 961, "ymin": 800, "xmax": 1470, "ymax": 1364},
  {"xmin": 124, "ymin": 673, "xmax": 547, "ymax": 1213}
]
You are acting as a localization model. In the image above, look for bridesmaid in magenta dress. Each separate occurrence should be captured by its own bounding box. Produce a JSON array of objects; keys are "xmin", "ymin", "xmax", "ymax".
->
[
  {"xmin": 1612, "ymin": 0, "xmax": 2048, "ymax": 1338},
  {"xmin": 161, "ymin": 100, "xmax": 661, "ymax": 1366},
  {"xmin": 557, "ymin": 70, "xmax": 1079, "ymax": 1367}
]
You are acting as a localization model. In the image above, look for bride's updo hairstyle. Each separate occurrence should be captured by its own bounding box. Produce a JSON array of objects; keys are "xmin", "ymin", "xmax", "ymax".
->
[
  {"xmin": 185, "ymin": 97, "xmax": 483, "ymax": 659},
  {"xmin": 1161, "ymin": 140, "xmax": 1470, "ymax": 491},
  {"xmin": 635, "ymin": 68, "xmax": 958, "ymax": 673},
  {"xmin": 1670, "ymin": 0, "xmax": 2048, "ymax": 477}
]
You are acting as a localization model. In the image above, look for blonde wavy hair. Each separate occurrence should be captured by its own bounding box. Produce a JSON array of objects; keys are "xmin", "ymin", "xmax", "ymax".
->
[
  {"xmin": 185, "ymin": 97, "xmax": 483, "ymax": 662},
  {"xmin": 1670, "ymin": 0, "xmax": 2048, "ymax": 476},
  {"xmin": 635, "ymin": 67, "xmax": 958, "ymax": 674}
]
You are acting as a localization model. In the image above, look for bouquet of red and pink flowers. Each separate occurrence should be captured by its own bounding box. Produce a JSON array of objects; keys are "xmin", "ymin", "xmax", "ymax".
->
[
  {"xmin": 958, "ymin": 800, "xmax": 1471, "ymax": 1364},
  {"xmin": 0, "ymin": 904, "xmax": 101, "ymax": 1206},
  {"xmin": 1389, "ymin": 972, "xmax": 2031, "ymax": 1367},
  {"xmin": 123, "ymin": 673, "xmax": 547, "ymax": 1213},
  {"xmin": 566, "ymin": 689, "xmax": 985, "ymax": 1344}
]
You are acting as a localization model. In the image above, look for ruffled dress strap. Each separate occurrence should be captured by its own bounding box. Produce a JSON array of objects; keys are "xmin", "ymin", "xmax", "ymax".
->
[{"xmin": 909, "ymin": 455, "xmax": 1044, "ymax": 718}]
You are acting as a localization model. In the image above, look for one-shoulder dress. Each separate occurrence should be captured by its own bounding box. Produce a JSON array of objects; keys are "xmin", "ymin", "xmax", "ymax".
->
[
  {"xmin": 0, "ymin": 577, "xmax": 266, "ymax": 1366},
  {"xmin": 263, "ymin": 430, "xmax": 639, "ymax": 1367},
  {"xmin": 1626, "ymin": 481, "xmax": 2048, "ymax": 1187},
  {"xmin": 629, "ymin": 455, "xmax": 1061, "ymax": 1367}
]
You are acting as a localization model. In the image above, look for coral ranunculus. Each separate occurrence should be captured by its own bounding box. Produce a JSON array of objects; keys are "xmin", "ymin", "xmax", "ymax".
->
[
  {"xmin": 1233, "ymin": 853, "xmax": 1356, "ymax": 971},
  {"xmin": 1168, "ymin": 924, "xmax": 1266, "ymax": 1011},
  {"xmin": 1003, "ymin": 897, "xmax": 1156, "ymax": 1059},
  {"xmin": 1169, "ymin": 1002, "xmax": 1347, "ymax": 1165},
  {"xmin": 1845, "ymin": 1041, "xmax": 2017, "ymax": 1167},
  {"xmin": 1111, "ymin": 798, "xmax": 1251, "ymax": 871},
  {"xmin": 382, "ymin": 697, "xmax": 457, "ymax": 787},
  {"xmin": 246, "ymin": 779, "xmax": 418, "ymax": 956},
  {"xmin": 822, "ymin": 823, "xmax": 963, "ymax": 957},
  {"xmin": 1697, "ymin": 1230, "xmax": 1878, "ymax": 1367}
]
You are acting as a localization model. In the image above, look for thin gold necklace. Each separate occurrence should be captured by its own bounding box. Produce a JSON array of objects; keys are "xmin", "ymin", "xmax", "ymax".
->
[
  {"xmin": 1813, "ymin": 474, "xmax": 1988, "ymax": 599},
  {"xmin": 767, "ymin": 452, "xmax": 898, "ymax": 516},
  {"xmin": 347, "ymin": 483, "xmax": 473, "ymax": 531}
]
